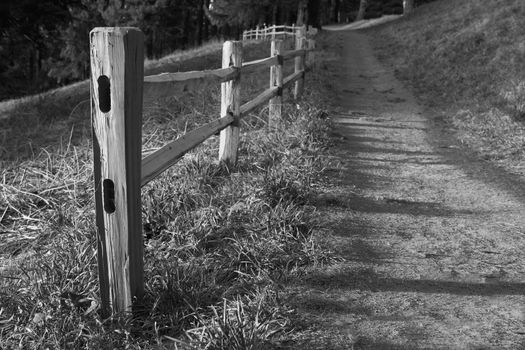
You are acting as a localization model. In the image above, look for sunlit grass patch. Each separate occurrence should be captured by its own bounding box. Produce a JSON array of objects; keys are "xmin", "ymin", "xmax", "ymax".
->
[
  {"xmin": 0, "ymin": 36, "xmax": 338, "ymax": 349},
  {"xmin": 370, "ymin": 0, "xmax": 525, "ymax": 167}
]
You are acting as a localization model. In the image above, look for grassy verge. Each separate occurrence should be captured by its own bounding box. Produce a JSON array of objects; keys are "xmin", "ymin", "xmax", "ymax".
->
[
  {"xmin": 0, "ymin": 39, "xmax": 337, "ymax": 349},
  {"xmin": 369, "ymin": 0, "xmax": 525, "ymax": 171}
]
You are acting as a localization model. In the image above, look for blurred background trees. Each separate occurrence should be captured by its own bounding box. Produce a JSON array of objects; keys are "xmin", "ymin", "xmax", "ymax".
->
[{"xmin": 0, "ymin": 0, "xmax": 433, "ymax": 101}]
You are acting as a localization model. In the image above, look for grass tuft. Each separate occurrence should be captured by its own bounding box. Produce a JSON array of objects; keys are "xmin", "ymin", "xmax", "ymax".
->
[{"xmin": 0, "ymin": 37, "xmax": 338, "ymax": 349}]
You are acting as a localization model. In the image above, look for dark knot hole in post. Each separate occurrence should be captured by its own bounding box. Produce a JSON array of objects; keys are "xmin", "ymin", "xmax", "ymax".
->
[
  {"xmin": 103, "ymin": 179, "xmax": 116, "ymax": 214},
  {"xmin": 97, "ymin": 75, "xmax": 111, "ymax": 113}
]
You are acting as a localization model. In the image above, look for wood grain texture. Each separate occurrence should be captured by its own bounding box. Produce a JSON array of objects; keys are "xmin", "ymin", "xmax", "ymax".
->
[
  {"xmin": 269, "ymin": 40, "xmax": 283, "ymax": 123},
  {"xmin": 242, "ymin": 56, "xmax": 278, "ymax": 74},
  {"xmin": 143, "ymin": 68, "xmax": 238, "ymax": 104},
  {"xmin": 144, "ymin": 67, "xmax": 238, "ymax": 84},
  {"xmin": 90, "ymin": 27, "xmax": 144, "ymax": 317},
  {"xmin": 240, "ymin": 86, "xmax": 279, "ymax": 117},
  {"xmin": 141, "ymin": 114, "xmax": 234, "ymax": 186},
  {"xmin": 219, "ymin": 41, "xmax": 242, "ymax": 165}
]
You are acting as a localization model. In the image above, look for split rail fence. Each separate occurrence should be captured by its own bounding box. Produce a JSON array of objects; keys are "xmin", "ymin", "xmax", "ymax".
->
[
  {"xmin": 90, "ymin": 25, "xmax": 313, "ymax": 317},
  {"xmin": 242, "ymin": 24, "xmax": 298, "ymax": 41}
]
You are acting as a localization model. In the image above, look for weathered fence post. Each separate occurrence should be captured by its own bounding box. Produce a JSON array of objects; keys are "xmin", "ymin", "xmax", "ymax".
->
[
  {"xmin": 255, "ymin": 25, "xmax": 260, "ymax": 40},
  {"xmin": 294, "ymin": 25, "xmax": 306, "ymax": 99},
  {"xmin": 269, "ymin": 39, "xmax": 283, "ymax": 123},
  {"xmin": 219, "ymin": 41, "xmax": 242, "ymax": 165},
  {"xmin": 90, "ymin": 27, "xmax": 144, "ymax": 318}
]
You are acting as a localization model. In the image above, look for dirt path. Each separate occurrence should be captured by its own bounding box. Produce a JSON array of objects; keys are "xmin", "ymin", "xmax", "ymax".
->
[{"xmin": 291, "ymin": 30, "xmax": 525, "ymax": 349}]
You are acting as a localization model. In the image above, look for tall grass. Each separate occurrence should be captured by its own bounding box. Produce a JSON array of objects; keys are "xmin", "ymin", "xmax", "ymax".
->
[
  {"xmin": 371, "ymin": 0, "xmax": 525, "ymax": 166},
  {"xmin": 0, "ymin": 39, "xmax": 336, "ymax": 349}
]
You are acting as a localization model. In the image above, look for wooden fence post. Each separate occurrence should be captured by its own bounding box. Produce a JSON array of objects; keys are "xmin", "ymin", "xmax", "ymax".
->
[
  {"xmin": 269, "ymin": 39, "xmax": 283, "ymax": 124},
  {"xmin": 219, "ymin": 41, "xmax": 242, "ymax": 165},
  {"xmin": 294, "ymin": 25, "xmax": 306, "ymax": 99},
  {"xmin": 255, "ymin": 25, "xmax": 260, "ymax": 40},
  {"xmin": 90, "ymin": 27, "xmax": 144, "ymax": 318}
]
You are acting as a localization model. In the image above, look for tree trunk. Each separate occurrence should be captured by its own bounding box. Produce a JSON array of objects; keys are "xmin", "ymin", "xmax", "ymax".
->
[
  {"xmin": 204, "ymin": 0, "xmax": 211, "ymax": 41},
  {"xmin": 356, "ymin": 0, "xmax": 367, "ymax": 21},
  {"xmin": 296, "ymin": 0, "xmax": 307, "ymax": 26},
  {"xmin": 331, "ymin": 0, "xmax": 340, "ymax": 23},
  {"xmin": 182, "ymin": 9, "xmax": 191, "ymax": 47},
  {"xmin": 403, "ymin": 0, "xmax": 414, "ymax": 14},
  {"xmin": 197, "ymin": 0, "xmax": 205, "ymax": 45}
]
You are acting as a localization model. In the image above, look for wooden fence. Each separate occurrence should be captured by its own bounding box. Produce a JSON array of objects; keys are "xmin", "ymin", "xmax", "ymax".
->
[
  {"xmin": 89, "ymin": 26, "xmax": 314, "ymax": 317},
  {"xmin": 242, "ymin": 24, "xmax": 299, "ymax": 41}
]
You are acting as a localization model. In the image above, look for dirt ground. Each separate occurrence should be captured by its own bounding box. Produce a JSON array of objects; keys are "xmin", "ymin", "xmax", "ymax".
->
[{"xmin": 288, "ymin": 29, "xmax": 525, "ymax": 349}]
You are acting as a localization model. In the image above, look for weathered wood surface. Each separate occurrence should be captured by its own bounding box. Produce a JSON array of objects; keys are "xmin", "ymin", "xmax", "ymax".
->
[
  {"xmin": 144, "ymin": 67, "xmax": 238, "ymax": 84},
  {"xmin": 219, "ymin": 41, "xmax": 242, "ymax": 165},
  {"xmin": 90, "ymin": 27, "xmax": 144, "ymax": 317},
  {"xmin": 283, "ymin": 70, "xmax": 304, "ymax": 88},
  {"xmin": 143, "ymin": 68, "xmax": 238, "ymax": 102},
  {"xmin": 269, "ymin": 40, "xmax": 283, "ymax": 122},
  {"xmin": 141, "ymin": 114, "xmax": 234, "ymax": 186},
  {"xmin": 242, "ymin": 56, "xmax": 279, "ymax": 74},
  {"xmin": 240, "ymin": 86, "xmax": 279, "ymax": 116}
]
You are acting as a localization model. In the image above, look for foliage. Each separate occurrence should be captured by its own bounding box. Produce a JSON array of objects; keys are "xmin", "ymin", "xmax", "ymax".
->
[{"xmin": 0, "ymin": 0, "xmax": 430, "ymax": 101}]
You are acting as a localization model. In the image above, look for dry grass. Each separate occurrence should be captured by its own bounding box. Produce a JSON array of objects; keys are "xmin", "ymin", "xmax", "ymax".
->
[
  {"xmin": 0, "ymin": 38, "xmax": 337, "ymax": 349},
  {"xmin": 370, "ymin": 0, "xmax": 525, "ymax": 171}
]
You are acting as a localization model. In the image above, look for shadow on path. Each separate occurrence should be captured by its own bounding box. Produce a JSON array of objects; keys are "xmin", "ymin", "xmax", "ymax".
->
[{"xmin": 301, "ymin": 268, "xmax": 525, "ymax": 296}]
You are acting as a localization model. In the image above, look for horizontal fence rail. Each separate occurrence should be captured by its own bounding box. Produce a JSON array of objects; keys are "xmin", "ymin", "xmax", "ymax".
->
[
  {"xmin": 90, "ymin": 26, "xmax": 315, "ymax": 317},
  {"xmin": 242, "ymin": 24, "xmax": 301, "ymax": 41},
  {"xmin": 241, "ymin": 55, "xmax": 279, "ymax": 74},
  {"xmin": 141, "ymin": 114, "xmax": 235, "ymax": 186},
  {"xmin": 144, "ymin": 66, "xmax": 239, "ymax": 84}
]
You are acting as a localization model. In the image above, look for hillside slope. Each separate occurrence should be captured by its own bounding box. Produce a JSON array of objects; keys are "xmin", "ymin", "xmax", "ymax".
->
[
  {"xmin": 0, "ymin": 40, "xmax": 274, "ymax": 159},
  {"xmin": 370, "ymin": 0, "xmax": 525, "ymax": 173}
]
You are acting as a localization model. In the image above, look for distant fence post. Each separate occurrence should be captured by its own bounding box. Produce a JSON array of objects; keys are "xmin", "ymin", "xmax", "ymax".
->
[
  {"xmin": 294, "ymin": 25, "xmax": 306, "ymax": 99},
  {"xmin": 269, "ymin": 39, "xmax": 283, "ymax": 124},
  {"xmin": 219, "ymin": 41, "xmax": 242, "ymax": 165},
  {"xmin": 90, "ymin": 27, "xmax": 144, "ymax": 318},
  {"xmin": 255, "ymin": 25, "xmax": 260, "ymax": 40}
]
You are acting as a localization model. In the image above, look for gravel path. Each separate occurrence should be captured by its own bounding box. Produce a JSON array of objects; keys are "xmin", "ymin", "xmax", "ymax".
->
[{"xmin": 292, "ymin": 30, "xmax": 525, "ymax": 350}]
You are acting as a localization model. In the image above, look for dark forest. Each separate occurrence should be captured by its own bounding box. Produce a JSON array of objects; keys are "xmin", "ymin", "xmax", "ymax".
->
[{"xmin": 0, "ymin": 0, "xmax": 433, "ymax": 101}]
